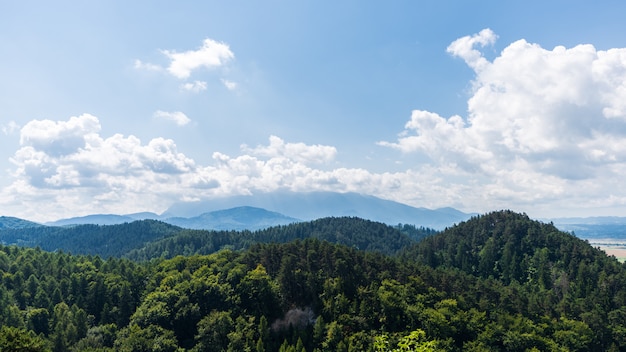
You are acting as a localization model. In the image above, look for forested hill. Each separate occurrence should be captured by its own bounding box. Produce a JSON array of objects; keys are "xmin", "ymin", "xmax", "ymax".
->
[
  {"xmin": 0, "ymin": 217, "xmax": 433, "ymax": 259},
  {"xmin": 0, "ymin": 216, "xmax": 42, "ymax": 229},
  {"xmin": 409, "ymin": 210, "xmax": 618, "ymax": 284},
  {"xmin": 0, "ymin": 220, "xmax": 182, "ymax": 257},
  {"xmin": 125, "ymin": 217, "xmax": 427, "ymax": 260},
  {"xmin": 2, "ymin": 211, "xmax": 626, "ymax": 350},
  {"xmin": 402, "ymin": 210, "xmax": 626, "ymax": 350}
]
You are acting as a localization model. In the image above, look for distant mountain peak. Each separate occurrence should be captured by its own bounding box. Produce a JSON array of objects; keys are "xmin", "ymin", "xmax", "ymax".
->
[
  {"xmin": 162, "ymin": 191, "xmax": 472, "ymax": 229},
  {"xmin": 30, "ymin": 191, "xmax": 472, "ymax": 231},
  {"xmin": 165, "ymin": 206, "xmax": 300, "ymax": 231}
]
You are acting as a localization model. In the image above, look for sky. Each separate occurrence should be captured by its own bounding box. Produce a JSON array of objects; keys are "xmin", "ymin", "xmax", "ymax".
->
[{"xmin": 2, "ymin": 1, "xmax": 626, "ymax": 222}]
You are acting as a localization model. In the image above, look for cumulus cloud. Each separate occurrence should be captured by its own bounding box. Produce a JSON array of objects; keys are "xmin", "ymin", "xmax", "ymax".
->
[
  {"xmin": 153, "ymin": 110, "xmax": 191, "ymax": 126},
  {"xmin": 1, "ymin": 116, "xmax": 443, "ymax": 221},
  {"xmin": 2, "ymin": 114, "xmax": 202, "ymax": 220},
  {"xmin": 3, "ymin": 113, "xmax": 605, "ymax": 222},
  {"xmin": 19, "ymin": 114, "xmax": 101, "ymax": 156},
  {"xmin": 6, "ymin": 31, "xmax": 626, "ymax": 221},
  {"xmin": 382, "ymin": 29, "xmax": 626, "ymax": 177},
  {"xmin": 134, "ymin": 38, "xmax": 234, "ymax": 93},
  {"xmin": 446, "ymin": 28, "xmax": 497, "ymax": 72},
  {"xmin": 162, "ymin": 38, "xmax": 234, "ymax": 79},
  {"xmin": 14, "ymin": 115, "xmax": 195, "ymax": 184},
  {"xmin": 242, "ymin": 136, "xmax": 337, "ymax": 164},
  {"xmin": 196, "ymin": 149, "xmax": 446, "ymax": 207},
  {"xmin": 380, "ymin": 28, "xmax": 626, "ymax": 213}
]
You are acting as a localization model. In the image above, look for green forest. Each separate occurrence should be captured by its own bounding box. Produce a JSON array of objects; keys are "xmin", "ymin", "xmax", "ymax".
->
[{"xmin": 1, "ymin": 211, "xmax": 625, "ymax": 351}]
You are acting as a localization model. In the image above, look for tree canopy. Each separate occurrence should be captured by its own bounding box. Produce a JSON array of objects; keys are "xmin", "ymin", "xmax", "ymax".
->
[{"xmin": 0, "ymin": 211, "xmax": 625, "ymax": 351}]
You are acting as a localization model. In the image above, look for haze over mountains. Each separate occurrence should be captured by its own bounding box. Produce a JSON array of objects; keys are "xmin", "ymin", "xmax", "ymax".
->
[
  {"xmin": 163, "ymin": 191, "xmax": 472, "ymax": 228},
  {"xmin": 2, "ymin": 191, "xmax": 625, "ymax": 240},
  {"xmin": 42, "ymin": 191, "xmax": 474, "ymax": 230},
  {"xmin": 164, "ymin": 206, "xmax": 299, "ymax": 231}
]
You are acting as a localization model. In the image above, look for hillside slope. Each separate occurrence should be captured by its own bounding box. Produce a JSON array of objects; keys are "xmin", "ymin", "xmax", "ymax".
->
[
  {"xmin": 1, "ymin": 216, "xmax": 427, "ymax": 259},
  {"xmin": 0, "ymin": 220, "xmax": 182, "ymax": 257},
  {"xmin": 410, "ymin": 210, "xmax": 614, "ymax": 284},
  {"xmin": 0, "ymin": 216, "xmax": 42, "ymax": 229},
  {"xmin": 2, "ymin": 211, "xmax": 626, "ymax": 350},
  {"xmin": 125, "ymin": 216, "xmax": 421, "ymax": 260}
]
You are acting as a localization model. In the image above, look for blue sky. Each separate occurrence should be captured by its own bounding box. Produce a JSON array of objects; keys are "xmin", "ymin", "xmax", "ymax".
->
[{"xmin": 2, "ymin": 1, "xmax": 626, "ymax": 221}]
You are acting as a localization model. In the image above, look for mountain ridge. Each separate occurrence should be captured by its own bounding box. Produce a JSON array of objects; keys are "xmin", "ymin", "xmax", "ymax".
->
[
  {"xmin": 0, "ymin": 216, "xmax": 426, "ymax": 259},
  {"xmin": 46, "ymin": 214, "xmax": 136, "ymax": 226},
  {"xmin": 34, "ymin": 191, "xmax": 474, "ymax": 230},
  {"xmin": 165, "ymin": 206, "xmax": 300, "ymax": 231},
  {"xmin": 0, "ymin": 216, "xmax": 43, "ymax": 229},
  {"xmin": 163, "ymin": 191, "xmax": 473, "ymax": 229}
]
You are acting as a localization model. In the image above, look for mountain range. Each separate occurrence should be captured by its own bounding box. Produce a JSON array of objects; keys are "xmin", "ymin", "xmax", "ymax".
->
[
  {"xmin": 164, "ymin": 206, "xmax": 299, "ymax": 231},
  {"xmin": 39, "ymin": 191, "xmax": 473, "ymax": 230},
  {"xmin": 40, "ymin": 207, "xmax": 296, "ymax": 231},
  {"xmin": 3, "ymin": 191, "xmax": 625, "ymax": 239},
  {"xmin": 162, "ymin": 191, "xmax": 472, "ymax": 227}
]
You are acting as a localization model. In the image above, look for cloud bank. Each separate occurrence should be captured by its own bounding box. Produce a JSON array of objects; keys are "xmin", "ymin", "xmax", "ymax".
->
[
  {"xmin": 2, "ymin": 114, "xmax": 444, "ymax": 221},
  {"xmin": 4, "ymin": 30, "xmax": 626, "ymax": 220}
]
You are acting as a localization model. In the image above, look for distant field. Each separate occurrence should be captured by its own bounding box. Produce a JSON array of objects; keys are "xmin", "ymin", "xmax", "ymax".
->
[
  {"xmin": 555, "ymin": 222, "xmax": 626, "ymax": 262},
  {"xmin": 591, "ymin": 241, "xmax": 626, "ymax": 262}
]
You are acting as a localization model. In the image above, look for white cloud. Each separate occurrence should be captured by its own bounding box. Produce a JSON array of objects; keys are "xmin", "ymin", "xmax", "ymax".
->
[
  {"xmin": 446, "ymin": 28, "xmax": 497, "ymax": 72},
  {"xmin": 134, "ymin": 39, "xmax": 234, "ymax": 96},
  {"xmin": 162, "ymin": 38, "xmax": 234, "ymax": 79},
  {"xmin": 1, "ymin": 117, "xmax": 435, "ymax": 221},
  {"xmin": 19, "ymin": 114, "xmax": 101, "ymax": 156},
  {"xmin": 380, "ymin": 29, "xmax": 626, "ymax": 214},
  {"xmin": 2, "ymin": 114, "xmax": 200, "ymax": 220},
  {"xmin": 180, "ymin": 80, "xmax": 207, "ymax": 92},
  {"xmin": 221, "ymin": 79, "xmax": 237, "ymax": 91},
  {"xmin": 3, "ymin": 114, "xmax": 621, "ymax": 222},
  {"xmin": 153, "ymin": 110, "xmax": 191, "ymax": 126},
  {"xmin": 7, "ymin": 31, "xmax": 626, "ymax": 221},
  {"xmin": 133, "ymin": 59, "xmax": 163, "ymax": 72},
  {"xmin": 242, "ymin": 135, "xmax": 337, "ymax": 165},
  {"xmin": 14, "ymin": 115, "xmax": 195, "ymax": 182},
  {"xmin": 2, "ymin": 121, "xmax": 20, "ymax": 135}
]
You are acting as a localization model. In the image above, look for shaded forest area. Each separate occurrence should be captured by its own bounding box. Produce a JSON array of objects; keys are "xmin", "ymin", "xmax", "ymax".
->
[
  {"xmin": 0, "ymin": 217, "xmax": 434, "ymax": 259},
  {"xmin": 1, "ymin": 211, "xmax": 625, "ymax": 351}
]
